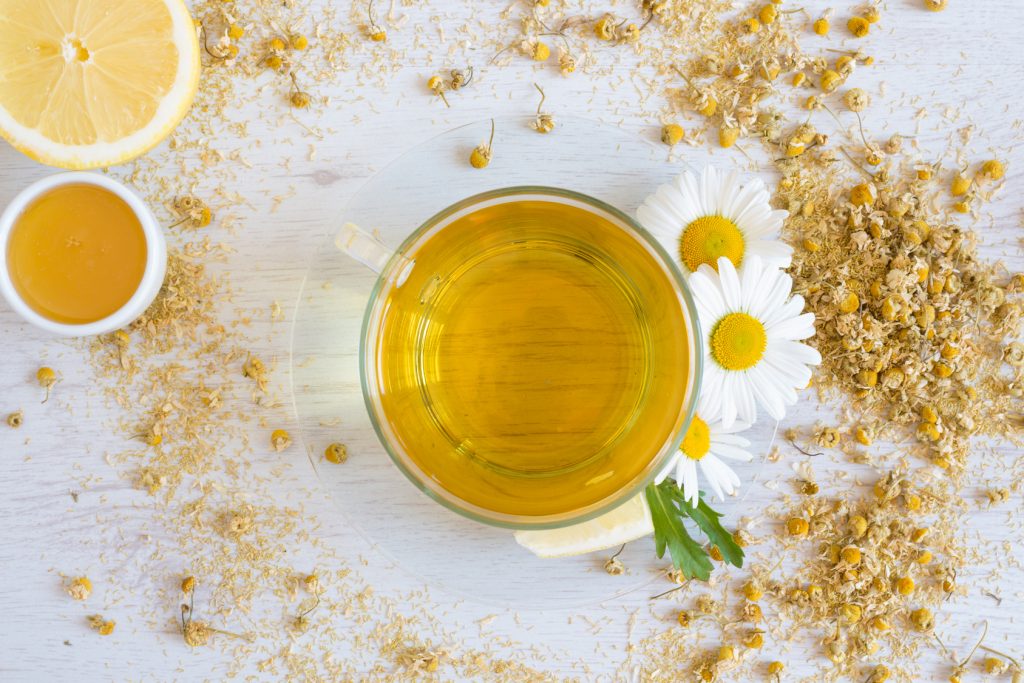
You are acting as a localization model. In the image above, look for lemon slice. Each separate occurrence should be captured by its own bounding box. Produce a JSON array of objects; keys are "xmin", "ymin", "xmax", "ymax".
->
[
  {"xmin": 0, "ymin": 0, "xmax": 200, "ymax": 169},
  {"xmin": 514, "ymin": 493, "xmax": 654, "ymax": 558}
]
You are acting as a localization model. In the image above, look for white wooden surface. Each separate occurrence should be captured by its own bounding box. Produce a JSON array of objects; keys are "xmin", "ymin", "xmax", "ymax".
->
[{"xmin": 1, "ymin": 1, "xmax": 1023, "ymax": 680}]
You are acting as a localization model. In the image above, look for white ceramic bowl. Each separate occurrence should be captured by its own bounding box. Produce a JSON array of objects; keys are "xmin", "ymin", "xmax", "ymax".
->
[{"xmin": 0, "ymin": 172, "xmax": 166, "ymax": 337}]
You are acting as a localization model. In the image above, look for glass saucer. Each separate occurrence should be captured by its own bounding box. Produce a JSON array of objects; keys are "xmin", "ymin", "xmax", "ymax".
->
[{"xmin": 289, "ymin": 116, "xmax": 774, "ymax": 608}]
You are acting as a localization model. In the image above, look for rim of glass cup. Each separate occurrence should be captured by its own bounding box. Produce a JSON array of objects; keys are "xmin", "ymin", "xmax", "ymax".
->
[{"xmin": 358, "ymin": 185, "xmax": 704, "ymax": 530}]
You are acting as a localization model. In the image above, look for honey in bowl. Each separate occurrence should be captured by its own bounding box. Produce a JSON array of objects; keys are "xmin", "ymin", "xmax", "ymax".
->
[
  {"xmin": 5, "ymin": 183, "xmax": 147, "ymax": 324},
  {"xmin": 368, "ymin": 195, "xmax": 693, "ymax": 520}
]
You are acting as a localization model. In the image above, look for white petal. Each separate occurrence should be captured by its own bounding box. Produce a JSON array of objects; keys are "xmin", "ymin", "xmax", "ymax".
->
[
  {"xmin": 700, "ymin": 457, "xmax": 727, "ymax": 500},
  {"xmin": 712, "ymin": 442, "xmax": 754, "ymax": 462},
  {"xmin": 718, "ymin": 257, "xmax": 742, "ymax": 310},
  {"xmin": 767, "ymin": 313, "xmax": 817, "ymax": 341}
]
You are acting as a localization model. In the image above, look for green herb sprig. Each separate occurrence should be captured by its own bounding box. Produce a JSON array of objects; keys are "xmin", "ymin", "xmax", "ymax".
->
[{"xmin": 645, "ymin": 480, "xmax": 744, "ymax": 580}]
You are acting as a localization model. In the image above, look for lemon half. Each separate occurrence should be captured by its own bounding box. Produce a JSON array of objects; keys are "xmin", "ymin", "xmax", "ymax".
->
[
  {"xmin": 514, "ymin": 493, "xmax": 654, "ymax": 559},
  {"xmin": 0, "ymin": 0, "xmax": 200, "ymax": 169}
]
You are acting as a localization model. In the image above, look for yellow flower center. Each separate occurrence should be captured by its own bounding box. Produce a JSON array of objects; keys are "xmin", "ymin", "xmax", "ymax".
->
[
  {"xmin": 678, "ymin": 215, "xmax": 745, "ymax": 272},
  {"xmin": 710, "ymin": 312, "xmax": 767, "ymax": 371},
  {"xmin": 681, "ymin": 415, "xmax": 711, "ymax": 460}
]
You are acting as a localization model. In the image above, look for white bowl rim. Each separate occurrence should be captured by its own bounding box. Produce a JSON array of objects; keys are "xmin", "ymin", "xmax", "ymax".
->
[{"xmin": 0, "ymin": 171, "xmax": 167, "ymax": 337}]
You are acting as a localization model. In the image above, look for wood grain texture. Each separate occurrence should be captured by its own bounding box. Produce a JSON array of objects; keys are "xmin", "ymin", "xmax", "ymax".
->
[{"xmin": 1, "ymin": 1, "xmax": 1023, "ymax": 680}]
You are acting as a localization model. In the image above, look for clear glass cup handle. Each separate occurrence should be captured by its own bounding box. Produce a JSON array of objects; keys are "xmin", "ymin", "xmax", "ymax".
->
[{"xmin": 335, "ymin": 222, "xmax": 395, "ymax": 274}]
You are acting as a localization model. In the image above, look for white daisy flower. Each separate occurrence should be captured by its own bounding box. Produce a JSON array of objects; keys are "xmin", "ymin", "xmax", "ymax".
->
[
  {"xmin": 637, "ymin": 166, "xmax": 792, "ymax": 276},
  {"xmin": 690, "ymin": 254, "xmax": 821, "ymax": 428},
  {"xmin": 655, "ymin": 398, "xmax": 754, "ymax": 506}
]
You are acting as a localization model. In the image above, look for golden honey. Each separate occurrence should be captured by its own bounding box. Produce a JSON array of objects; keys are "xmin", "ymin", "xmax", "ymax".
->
[
  {"xmin": 6, "ymin": 184, "xmax": 147, "ymax": 324},
  {"xmin": 371, "ymin": 198, "xmax": 691, "ymax": 518}
]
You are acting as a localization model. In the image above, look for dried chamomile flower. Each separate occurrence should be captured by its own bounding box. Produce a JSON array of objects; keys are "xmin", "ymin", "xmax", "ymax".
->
[
  {"xmin": 868, "ymin": 665, "xmax": 890, "ymax": 682},
  {"xmin": 289, "ymin": 74, "xmax": 312, "ymax": 109},
  {"xmin": 171, "ymin": 195, "xmax": 212, "ymax": 229},
  {"xmin": 719, "ymin": 126, "xmax": 739, "ymax": 148},
  {"xmin": 743, "ymin": 630, "xmax": 765, "ymax": 649},
  {"xmin": 847, "ymin": 16, "xmax": 870, "ymax": 37},
  {"xmin": 558, "ymin": 50, "xmax": 577, "ymax": 76},
  {"xmin": 530, "ymin": 84, "xmax": 554, "ymax": 134},
  {"xmin": 6, "ymin": 410, "xmax": 23, "ymax": 428},
  {"xmin": 813, "ymin": 17, "xmax": 830, "ymax": 35},
  {"xmin": 924, "ymin": 0, "xmax": 947, "ymax": 10},
  {"xmin": 181, "ymin": 576, "xmax": 195, "ymax": 594},
  {"xmin": 661, "ymin": 123, "xmax": 684, "ymax": 146},
  {"xmin": 37, "ymin": 366, "xmax": 58, "ymax": 403},
  {"xmin": 786, "ymin": 517, "xmax": 809, "ymax": 536},
  {"xmin": 67, "ymin": 576, "xmax": 92, "ymax": 600},
  {"xmin": 844, "ymin": 88, "xmax": 869, "ymax": 112},
  {"xmin": 271, "ymin": 429, "xmax": 292, "ymax": 452},
  {"xmin": 324, "ymin": 442, "xmax": 348, "ymax": 464},
  {"xmin": 290, "ymin": 34, "xmax": 309, "ymax": 51},
  {"xmin": 980, "ymin": 159, "xmax": 1005, "ymax": 181},
  {"xmin": 951, "ymin": 172, "xmax": 971, "ymax": 196},
  {"xmin": 820, "ymin": 69, "xmax": 842, "ymax": 92},
  {"xmin": 183, "ymin": 620, "xmax": 211, "ymax": 647},
  {"xmin": 227, "ymin": 24, "xmax": 245, "ymax": 40},
  {"xmin": 815, "ymin": 426, "xmax": 842, "ymax": 448},
  {"xmin": 87, "ymin": 615, "xmax": 116, "ymax": 636},
  {"xmin": 427, "ymin": 75, "xmax": 449, "ymax": 107},
  {"xmin": 470, "ymin": 119, "xmax": 495, "ymax": 169},
  {"xmin": 604, "ymin": 544, "xmax": 626, "ymax": 575},
  {"xmin": 530, "ymin": 41, "xmax": 550, "ymax": 62},
  {"xmin": 696, "ymin": 594, "xmax": 718, "ymax": 614},
  {"xmin": 742, "ymin": 17, "xmax": 762, "ymax": 34},
  {"xmin": 676, "ymin": 610, "xmax": 691, "ymax": 627},
  {"xmin": 594, "ymin": 14, "xmax": 616, "ymax": 41},
  {"xmin": 365, "ymin": 0, "xmax": 386, "ymax": 41},
  {"xmin": 768, "ymin": 661, "xmax": 784, "ymax": 676},
  {"xmin": 759, "ymin": 4, "xmax": 778, "ymax": 25}
]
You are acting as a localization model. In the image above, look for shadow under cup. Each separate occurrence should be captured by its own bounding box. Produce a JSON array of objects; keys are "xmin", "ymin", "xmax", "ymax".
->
[{"xmin": 360, "ymin": 187, "xmax": 701, "ymax": 529}]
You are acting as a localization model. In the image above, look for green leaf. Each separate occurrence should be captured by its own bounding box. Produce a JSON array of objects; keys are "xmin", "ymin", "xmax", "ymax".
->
[
  {"xmin": 645, "ymin": 483, "xmax": 712, "ymax": 581},
  {"xmin": 683, "ymin": 496, "xmax": 745, "ymax": 568}
]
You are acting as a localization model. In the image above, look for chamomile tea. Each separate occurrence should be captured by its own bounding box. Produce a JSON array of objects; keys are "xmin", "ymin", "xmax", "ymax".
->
[
  {"xmin": 366, "ymin": 191, "xmax": 695, "ymax": 520},
  {"xmin": 5, "ymin": 183, "xmax": 147, "ymax": 324}
]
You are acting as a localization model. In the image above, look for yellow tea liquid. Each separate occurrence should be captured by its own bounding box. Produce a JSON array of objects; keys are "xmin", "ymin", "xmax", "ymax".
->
[
  {"xmin": 6, "ymin": 184, "xmax": 147, "ymax": 324},
  {"xmin": 372, "ymin": 198, "xmax": 691, "ymax": 518}
]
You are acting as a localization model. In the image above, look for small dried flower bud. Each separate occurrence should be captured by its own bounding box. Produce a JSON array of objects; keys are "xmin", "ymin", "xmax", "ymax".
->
[
  {"xmin": 291, "ymin": 34, "xmax": 309, "ymax": 50},
  {"xmin": 984, "ymin": 657, "xmax": 1008, "ymax": 675},
  {"xmin": 910, "ymin": 527, "xmax": 929, "ymax": 542},
  {"xmin": 369, "ymin": 30, "xmax": 387, "ymax": 42},
  {"xmin": 803, "ymin": 238, "xmax": 821, "ymax": 252},
  {"xmin": 661, "ymin": 123, "xmax": 684, "ymax": 146},
  {"xmin": 718, "ymin": 125, "xmax": 740, "ymax": 148},
  {"xmin": 758, "ymin": 4, "xmax": 777, "ymax": 24},
  {"xmin": 304, "ymin": 573, "xmax": 320, "ymax": 593},
  {"xmin": 896, "ymin": 576, "xmax": 915, "ymax": 595},
  {"xmin": 708, "ymin": 545, "xmax": 723, "ymax": 562},
  {"xmin": 743, "ymin": 631, "xmax": 765, "ymax": 649},
  {"xmin": 838, "ymin": 291, "xmax": 860, "ymax": 313},
  {"xmin": 786, "ymin": 517, "xmax": 809, "ymax": 536},
  {"xmin": 718, "ymin": 644, "xmax": 736, "ymax": 661},
  {"xmin": 844, "ymin": 87, "xmax": 869, "ymax": 112},
  {"xmin": 183, "ymin": 620, "xmax": 211, "ymax": 647},
  {"xmin": 532, "ymin": 41, "xmax": 550, "ymax": 61},
  {"xmin": 869, "ymin": 616, "xmax": 891, "ymax": 631},
  {"xmin": 951, "ymin": 173, "xmax": 971, "ymax": 196},
  {"xmin": 905, "ymin": 494, "xmax": 922, "ymax": 511},
  {"xmin": 854, "ymin": 427, "xmax": 872, "ymax": 446},
  {"xmin": 849, "ymin": 515, "xmax": 869, "ymax": 538},
  {"xmin": 603, "ymin": 556, "xmax": 625, "ymax": 575},
  {"xmin": 840, "ymin": 603, "xmax": 862, "ymax": 623},
  {"xmin": 742, "ymin": 17, "xmax": 761, "ymax": 33},
  {"xmin": 792, "ymin": 72, "xmax": 806, "ymax": 87},
  {"xmin": 840, "ymin": 545, "xmax": 862, "ymax": 565},
  {"xmin": 67, "ymin": 577, "xmax": 92, "ymax": 601},
  {"xmin": 271, "ymin": 429, "xmax": 292, "ymax": 452},
  {"xmin": 676, "ymin": 610, "xmax": 691, "ymax": 627},
  {"xmin": 181, "ymin": 576, "xmax": 195, "ymax": 594},
  {"xmin": 924, "ymin": 0, "xmax": 947, "ymax": 11},
  {"xmin": 6, "ymin": 410, "xmax": 23, "ymax": 428},
  {"xmin": 743, "ymin": 602, "xmax": 763, "ymax": 623},
  {"xmin": 696, "ymin": 594, "xmax": 718, "ymax": 614},
  {"xmin": 813, "ymin": 17, "xmax": 830, "ymax": 35},
  {"xmin": 917, "ymin": 550, "xmax": 934, "ymax": 564},
  {"xmin": 847, "ymin": 16, "xmax": 870, "ymax": 37},
  {"xmin": 324, "ymin": 442, "xmax": 348, "ymax": 464},
  {"xmin": 88, "ymin": 615, "xmax": 115, "ymax": 636},
  {"xmin": 981, "ymin": 159, "xmax": 1005, "ymax": 180},
  {"xmin": 849, "ymin": 182, "xmax": 876, "ymax": 206},
  {"xmin": 869, "ymin": 665, "xmax": 891, "ymax": 683},
  {"xmin": 820, "ymin": 69, "xmax": 841, "ymax": 92},
  {"xmin": 594, "ymin": 15, "xmax": 616, "ymax": 40},
  {"xmin": 532, "ymin": 114, "xmax": 555, "ymax": 134},
  {"xmin": 290, "ymin": 91, "xmax": 312, "ymax": 109}
]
